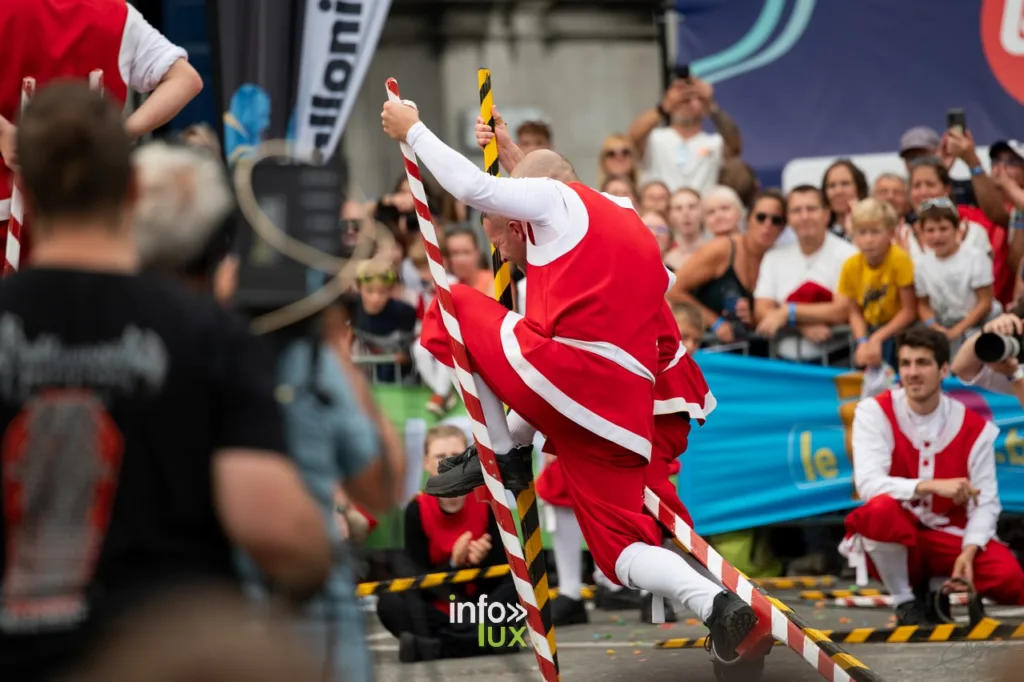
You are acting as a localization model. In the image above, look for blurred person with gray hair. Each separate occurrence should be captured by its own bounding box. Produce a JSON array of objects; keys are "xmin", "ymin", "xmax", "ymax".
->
[{"xmin": 133, "ymin": 140, "xmax": 236, "ymax": 290}]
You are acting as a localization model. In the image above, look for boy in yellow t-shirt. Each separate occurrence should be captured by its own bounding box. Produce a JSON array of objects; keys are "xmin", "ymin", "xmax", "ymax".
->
[{"xmin": 837, "ymin": 198, "xmax": 916, "ymax": 368}]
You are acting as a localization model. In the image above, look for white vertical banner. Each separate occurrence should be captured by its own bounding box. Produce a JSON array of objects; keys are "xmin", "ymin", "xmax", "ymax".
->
[{"xmin": 293, "ymin": 0, "xmax": 392, "ymax": 162}]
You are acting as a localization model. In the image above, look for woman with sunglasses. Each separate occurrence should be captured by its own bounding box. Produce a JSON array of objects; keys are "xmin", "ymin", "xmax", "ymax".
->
[
  {"xmin": 597, "ymin": 134, "xmax": 637, "ymax": 189},
  {"xmin": 668, "ymin": 189, "xmax": 787, "ymax": 347}
]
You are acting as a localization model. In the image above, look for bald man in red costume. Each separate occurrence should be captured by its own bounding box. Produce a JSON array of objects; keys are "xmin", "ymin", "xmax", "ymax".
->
[
  {"xmin": 0, "ymin": 0, "xmax": 202, "ymax": 262},
  {"xmin": 381, "ymin": 99, "xmax": 754, "ymax": 663}
]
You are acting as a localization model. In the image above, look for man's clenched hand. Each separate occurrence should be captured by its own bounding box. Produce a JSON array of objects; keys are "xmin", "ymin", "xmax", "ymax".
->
[{"xmin": 381, "ymin": 99, "xmax": 421, "ymax": 143}]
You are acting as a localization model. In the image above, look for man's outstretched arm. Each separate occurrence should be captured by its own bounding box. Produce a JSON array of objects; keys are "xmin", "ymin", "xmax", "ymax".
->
[{"xmin": 382, "ymin": 102, "xmax": 567, "ymax": 229}]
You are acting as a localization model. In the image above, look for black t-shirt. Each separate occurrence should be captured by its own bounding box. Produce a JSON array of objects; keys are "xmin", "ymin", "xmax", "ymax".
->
[{"xmin": 0, "ymin": 269, "xmax": 287, "ymax": 681}]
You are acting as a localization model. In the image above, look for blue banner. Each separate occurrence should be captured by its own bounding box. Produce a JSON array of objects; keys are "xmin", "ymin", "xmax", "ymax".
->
[
  {"xmin": 673, "ymin": 0, "xmax": 1024, "ymax": 183},
  {"xmin": 678, "ymin": 353, "xmax": 1024, "ymax": 535}
]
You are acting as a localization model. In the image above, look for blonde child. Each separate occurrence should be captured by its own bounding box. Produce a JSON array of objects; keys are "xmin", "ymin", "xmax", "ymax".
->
[
  {"xmin": 837, "ymin": 198, "xmax": 916, "ymax": 369},
  {"xmin": 672, "ymin": 302, "xmax": 705, "ymax": 356},
  {"xmin": 353, "ymin": 259, "xmax": 417, "ymax": 383}
]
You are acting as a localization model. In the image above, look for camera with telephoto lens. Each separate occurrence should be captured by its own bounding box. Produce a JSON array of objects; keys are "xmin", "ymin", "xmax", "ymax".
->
[{"xmin": 974, "ymin": 331, "xmax": 1024, "ymax": 363}]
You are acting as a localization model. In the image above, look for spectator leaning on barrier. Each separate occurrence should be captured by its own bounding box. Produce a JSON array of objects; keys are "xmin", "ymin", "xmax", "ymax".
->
[
  {"xmin": 838, "ymin": 198, "xmax": 916, "ymax": 371},
  {"xmin": 753, "ymin": 185, "xmax": 858, "ymax": 363},
  {"xmin": 352, "ymin": 258, "xmax": 417, "ymax": 383},
  {"xmin": 839, "ymin": 327, "xmax": 1024, "ymax": 626},
  {"xmin": 628, "ymin": 73, "xmax": 742, "ymax": 195},
  {"xmin": 914, "ymin": 198, "xmax": 1000, "ymax": 355},
  {"xmin": 0, "ymin": 82, "xmax": 330, "ymax": 682},
  {"xmin": 951, "ymin": 305, "xmax": 1024, "ymax": 408},
  {"xmin": 377, "ymin": 424, "xmax": 516, "ymax": 663},
  {"xmin": 669, "ymin": 189, "xmax": 787, "ymax": 348}
]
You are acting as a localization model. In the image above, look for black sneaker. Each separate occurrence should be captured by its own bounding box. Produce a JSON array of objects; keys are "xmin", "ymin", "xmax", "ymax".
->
[
  {"xmin": 895, "ymin": 598, "xmax": 933, "ymax": 626},
  {"xmin": 640, "ymin": 593, "xmax": 677, "ymax": 623},
  {"xmin": 426, "ymin": 444, "xmax": 534, "ymax": 498},
  {"xmin": 594, "ymin": 585, "xmax": 643, "ymax": 610},
  {"xmin": 704, "ymin": 591, "xmax": 758, "ymax": 663},
  {"xmin": 438, "ymin": 444, "xmax": 477, "ymax": 474},
  {"xmin": 550, "ymin": 594, "xmax": 589, "ymax": 626},
  {"xmin": 398, "ymin": 632, "xmax": 442, "ymax": 663}
]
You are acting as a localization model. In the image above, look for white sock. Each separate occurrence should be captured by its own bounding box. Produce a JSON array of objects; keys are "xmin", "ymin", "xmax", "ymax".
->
[
  {"xmin": 473, "ymin": 373, "xmax": 514, "ymax": 453},
  {"xmin": 667, "ymin": 541, "xmax": 726, "ymax": 591},
  {"xmin": 507, "ymin": 410, "xmax": 538, "ymax": 447},
  {"xmin": 551, "ymin": 506, "xmax": 583, "ymax": 600},
  {"xmin": 593, "ymin": 565, "xmax": 622, "ymax": 593},
  {"xmin": 864, "ymin": 540, "xmax": 914, "ymax": 606},
  {"xmin": 616, "ymin": 543, "xmax": 722, "ymax": 621}
]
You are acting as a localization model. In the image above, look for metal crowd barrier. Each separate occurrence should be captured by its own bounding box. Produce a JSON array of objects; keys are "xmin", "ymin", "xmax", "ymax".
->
[
  {"xmin": 701, "ymin": 325, "xmax": 854, "ymax": 367},
  {"xmin": 350, "ymin": 354, "xmax": 407, "ymax": 385}
]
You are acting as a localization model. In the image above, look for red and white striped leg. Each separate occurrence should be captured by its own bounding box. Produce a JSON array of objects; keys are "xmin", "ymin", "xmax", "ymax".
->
[{"xmin": 385, "ymin": 78, "xmax": 559, "ymax": 682}]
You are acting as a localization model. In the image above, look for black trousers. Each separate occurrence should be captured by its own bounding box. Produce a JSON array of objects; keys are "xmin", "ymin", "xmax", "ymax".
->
[{"xmin": 376, "ymin": 579, "xmax": 518, "ymax": 658}]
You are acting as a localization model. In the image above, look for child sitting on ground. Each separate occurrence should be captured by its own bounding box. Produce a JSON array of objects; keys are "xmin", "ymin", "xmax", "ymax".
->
[{"xmin": 376, "ymin": 425, "xmax": 517, "ymax": 663}]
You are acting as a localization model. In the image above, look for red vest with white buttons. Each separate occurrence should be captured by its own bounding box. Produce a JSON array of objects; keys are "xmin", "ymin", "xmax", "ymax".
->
[{"xmin": 874, "ymin": 390, "xmax": 987, "ymax": 530}]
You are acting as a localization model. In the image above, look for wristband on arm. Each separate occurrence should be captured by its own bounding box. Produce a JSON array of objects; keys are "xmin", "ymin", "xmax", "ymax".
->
[
  {"xmin": 711, "ymin": 317, "xmax": 725, "ymax": 332},
  {"xmin": 924, "ymin": 317, "xmax": 937, "ymax": 328},
  {"xmin": 788, "ymin": 303, "xmax": 797, "ymax": 325},
  {"xmin": 857, "ymin": 336, "xmax": 869, "ymax": 345}
]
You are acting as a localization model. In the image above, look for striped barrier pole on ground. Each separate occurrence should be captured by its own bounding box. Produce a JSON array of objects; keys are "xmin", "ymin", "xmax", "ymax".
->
[
  {"xmin": 657, "ymin": 618, "xmax": 1024, "ymax": 648},
  {"xmin": 645, "ymin": 488, "xmax": 886, "ymax": 682},
  {"xmin": 385, "ymin": 77, "xmax": 558, "ymax": 682}
]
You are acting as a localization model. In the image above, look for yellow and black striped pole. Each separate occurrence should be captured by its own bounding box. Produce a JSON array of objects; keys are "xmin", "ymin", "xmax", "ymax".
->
[
  {"xmin": 657, "ymin": 618, "xmax": 1024, "ymax": 649},
  {"xmin": 478, "ymin": 67, "xmax": 557, "ymax": 675}
]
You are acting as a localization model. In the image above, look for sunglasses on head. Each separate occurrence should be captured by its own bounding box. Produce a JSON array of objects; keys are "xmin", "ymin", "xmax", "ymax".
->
[
  {"xmin": 603, "ymin": 148, "xmax": 632, "ymax": 159},
  {"xmin": 754, "ymin": 212, "xmax": 786, "ymax": 227},
  {"xmin": 340, "ymin": 218, "xmax": 361, "ymax": 233},
  {"xmin": 358, "ymin": 272, "xmax": 397, "ymax": 285},
  {"xmin": 918, "ymin": 196, "xmax": 956, "ymax": 212}
]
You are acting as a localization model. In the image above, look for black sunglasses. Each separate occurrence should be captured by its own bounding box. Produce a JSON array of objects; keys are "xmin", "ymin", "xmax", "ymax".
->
[
  {"xmin": 340, "ymin": 219, "xmax": 361, "ymax": 233},
  {"xmin": 754, "ymin": 212, "xmax": 786, "ymax": 227}
]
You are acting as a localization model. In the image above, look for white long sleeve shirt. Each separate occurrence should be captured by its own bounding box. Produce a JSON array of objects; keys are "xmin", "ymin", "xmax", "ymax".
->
[{"xmin": 851, "ymin": 389, "xmax": 1001, "ymax": 550}]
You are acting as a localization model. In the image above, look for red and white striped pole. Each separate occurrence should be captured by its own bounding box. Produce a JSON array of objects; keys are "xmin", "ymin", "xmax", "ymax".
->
[
  {"xmin": 644, "ymin": 488, "xmax": 886, "ymax": 682},
  {"xmin": 4, "ymin": 77, "xmax": 36, "ymax": 278},
  {"xmin": 385, "ymin": 78, "xmax": 559, "ymax": 682},
  {"xmin": 4, "ymin": 70, "xmax": 104, "ymax": 278}
]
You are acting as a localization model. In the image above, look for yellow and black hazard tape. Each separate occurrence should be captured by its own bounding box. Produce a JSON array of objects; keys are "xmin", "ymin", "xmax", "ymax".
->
[
  {"xmin": 754, "ymin": 575, "xmax": 839, "ymax": 589},
  {"xmin": 656, "ymin": 618, "xmax": 1024, "ymax": 649},
  {"xmin": 800, "ymin": 588, "xmax": 886, "ymax": 600},
  {"xmin": 357, "ymin": 569, "xmax": 840, "ymax": 598},
  {"xmin": 356, "ymin": 565, "xmax": 511, "ymax": 598}
]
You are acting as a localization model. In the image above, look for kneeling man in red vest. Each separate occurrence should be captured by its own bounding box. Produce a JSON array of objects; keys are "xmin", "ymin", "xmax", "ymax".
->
[{"xmin": 840, "ymin": 327, "xmax": 1024, "ymax": 626}]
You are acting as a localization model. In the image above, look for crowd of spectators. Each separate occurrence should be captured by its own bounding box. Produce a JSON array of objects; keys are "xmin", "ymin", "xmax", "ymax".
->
[{"xmin": 344, "ymin": 73, "xmax": 1024, "ymax": 418}]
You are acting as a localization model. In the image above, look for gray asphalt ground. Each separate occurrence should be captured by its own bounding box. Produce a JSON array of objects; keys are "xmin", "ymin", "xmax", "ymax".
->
[{"xmin": 362, "ymin": 584, "xmax": 1024, "ymax": 682}]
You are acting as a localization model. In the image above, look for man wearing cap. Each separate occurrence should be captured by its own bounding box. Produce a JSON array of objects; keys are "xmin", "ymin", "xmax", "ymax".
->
[{"xmin": 898, "ymin": 126, "xmax": 976, "ymax": 208}]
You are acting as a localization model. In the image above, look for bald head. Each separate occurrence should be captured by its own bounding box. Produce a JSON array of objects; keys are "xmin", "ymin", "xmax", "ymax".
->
[{"xmin": 511, "ymin": 149, "xmax": 577, "ymax": 183}]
